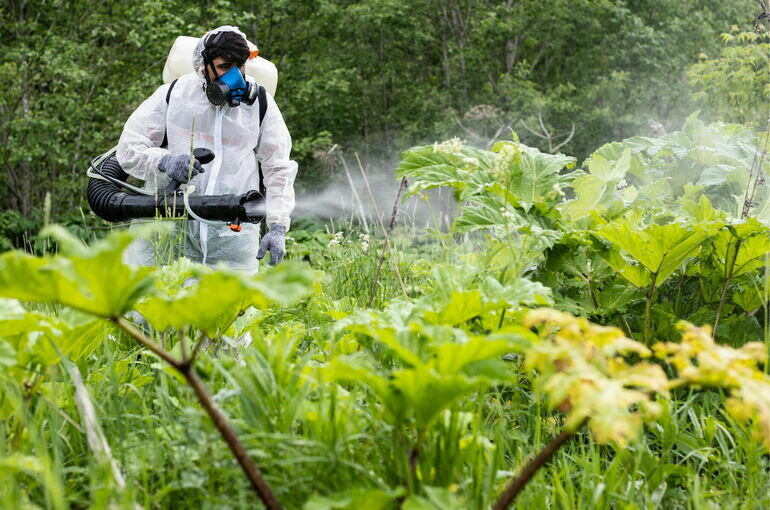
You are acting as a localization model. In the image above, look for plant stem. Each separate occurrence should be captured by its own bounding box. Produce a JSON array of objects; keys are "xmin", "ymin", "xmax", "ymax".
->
[
  {"xmin": 643, "ymin": 281, "xmax": 657, "ymax": 345},
  {"xmin": 408, "ymin": 430, "xmax": 425, "ymax": 490},
  {"xmin": 492, "ymin": 419, "xmax": 586, "ymax": 510},
  {"xmin": 389, "ymin": 178, "xmax": 409, "ymax": 231},
  {"xmin": 184, "ymin": 369, "xmax": 282, "ymax": 510},
  {"xmin": 366, "ymin": 173, "xmax": 410, "ymax": 307},
  {"xmin": 113, "ymin": 317, "xmax": 282, "ymax": 509},
  {"xmin": 714, "ymin": 239, "xmax": 742, "ymax": 338},
  {"xmin": 113, "ymin": 317, "xmax": 180, "ymax": 367}
]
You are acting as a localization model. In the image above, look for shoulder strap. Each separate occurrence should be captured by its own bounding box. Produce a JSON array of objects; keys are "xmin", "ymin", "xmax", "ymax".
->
[
  {"xmin": 258, "ymin": 85, "xmax": 267, "ymax": 126},
  {"xmin": 257, "ymin": 85, "xmax": 268, "ymax": 207},
  {"xmin": 160, "ymin": 79, "xmax": 179, "ymax": 149}
]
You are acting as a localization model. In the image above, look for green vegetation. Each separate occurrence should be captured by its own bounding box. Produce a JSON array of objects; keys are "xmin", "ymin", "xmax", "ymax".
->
[
  {"xmin": 0, "ymin": 0, "xmax": 760, "ymax": 244},
  {"xmin": 4, "ymin": 114, "xmax": 770, "ymax": 507},
  {"xmin": 4, "ymin": 2, "xmax": 770, "ymax": 508}
]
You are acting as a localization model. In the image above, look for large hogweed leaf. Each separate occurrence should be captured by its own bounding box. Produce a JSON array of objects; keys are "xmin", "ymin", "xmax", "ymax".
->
[
  {"xmin": 654, "ymin": 322, "xmax": 770, "ymax": 450},
  {"xmin": 498, "ymin": 142, "xmax": 576, "ymax": 211},
  {"xmin": 709, "ymin": 218, "xmax": 770, "ymax": 278},
  {"xmin": 395, "ymin": 139, "xmax": 496, "ymax": 199},
  {"xmin": 595, "ymin": 219, "xmax": 717, "ymax": 289},
  {"xmin": 326, "ymin": 330, "xmax": 530, "ymax": 428},
  {"xmin": 329, "ymin": 272, "xmax": 539, "ymax": 427},
  {"xmin": 396, "ymin": 138, "xmax": 575, "ymax": 235},
  {"xmin": 0, "ymin": 225, "xmax": 160, "ymax": 317},
  {"xmin": 303, "ymin": 487, "xmax": 404, "ymax": 510},
  {"xmin": 426, "ymin": 263, "xmax": 552, "ymax": 322},
  {"xmin": 524, "ymin": 309, "xmax": 669, "ymax": 444},
  {"xmin": 137, "ymin": 260, "xmax": 316, "ymax": 337},
  {"xmin": 591, "ymin": 115, "xmax": 769, "ymax": 217},
  {"xmin": 560, "ymin": 148, "xmax": 636, "ymax": 225}
]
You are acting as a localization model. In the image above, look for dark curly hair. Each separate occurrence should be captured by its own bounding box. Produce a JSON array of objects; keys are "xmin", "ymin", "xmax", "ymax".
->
[{"xmin": 202, "ymin": 31, "xmax": 250, "ymax": 67}]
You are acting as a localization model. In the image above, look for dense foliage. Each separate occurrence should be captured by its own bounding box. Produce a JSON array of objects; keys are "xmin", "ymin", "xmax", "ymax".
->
[
  {"xmin": 0, "ymin": 0, "xmax": 759, "ymax": 247},
  {"xmin": 4, "ymin": 3, "xmax": 770, "ymax": 508},
  {"xmin": 3, "ymin": 115, "xmax": 770, "ymax": 507}
]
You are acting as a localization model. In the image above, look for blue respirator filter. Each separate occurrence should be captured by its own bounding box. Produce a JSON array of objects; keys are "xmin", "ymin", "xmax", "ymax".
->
[{"xmin": 206, "ymin": 66, "xmax": 258, "ymax": 107}]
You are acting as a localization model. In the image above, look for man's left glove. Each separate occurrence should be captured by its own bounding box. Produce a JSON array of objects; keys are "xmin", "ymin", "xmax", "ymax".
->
[{"xmin": 256, "ymin": 223, "xmax": 287, "ymax": 266}]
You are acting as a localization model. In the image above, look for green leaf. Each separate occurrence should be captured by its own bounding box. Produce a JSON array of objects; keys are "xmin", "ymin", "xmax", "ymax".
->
[
  {"xmin": 396, "ymin": 143, "xmax": 491, "ymax": 198},
  {"xmin": 479, "ymin": 277, "xmax": 553, "ymax": 308},
  {"xmin": 596, "ymin": 220, "xmax": 715, "ymax": 287},
  {"xmin": 430, "ymin": 336, "xmax": 519, "ymax": 376},
  {"xmin": 600, "ymin": 249, "xmax": 651, "ymax": 289},
  {"xmin": 423, "ymin": 290, "xmax": 493, "ymax": 326},
  {"xmin": 0, "ymin": 454, "xmax": 45, "ymax": 474},
  {"xmin": 733, "ymin": 281, "xmax": 766, "ymax": 313},
  {"xmin": 137, "ymin": 261, "xmax": 315, "ymax": 337},
  {"xmin": 598, "ymin": 283, "xmax": 640, "ymax": 311},
  {"xmin": 695, "ymin": 165, "xmax": 735, "ymax": 187},
  {"xmin": 390, "ymin": 369, "xmax": 482, "ymax": 429},
  {"xmin": 303, "ymin": 488, "xmax": 403, "ymax": 510},
  {"xmin": 513, "ymin": 145, "xmax": 576, "ymax": 210},
  {"xmin": 560, "ymin": 149, "xmax": 632, "ymax": 224},
  {"xmin": 403, "ymin": 487, "xmax": 463, "ymax": 510},
  {"xmin": 0, "ymin": 340, "xmax": 16, "ymax": 368},
  {"xmin": 0, "ymin": 225, "xmax": 162, "ymax": 317}
]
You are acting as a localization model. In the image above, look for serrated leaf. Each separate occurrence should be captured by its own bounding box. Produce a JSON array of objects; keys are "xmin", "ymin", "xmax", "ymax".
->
[
  {"xmin": 0, "ymin": 226, "xmax": 162, "ymax": 317},
  {"xmin": 431, "ymin": 337, "xmax": 519, "ymax": 377},
  {"xmin": 596, "ymin": 220, "xmax": 715, "ymax": 287},
  {"xmin": 303, "ymin": 488, "xmax": 403, "ymax": 510},
  {"xmin": 597, "ymin": 283, "xmax": 641, "ymax": 312},
  {"xmin": 695, "ymin": 165, "xmax": 736, "ymax": 187},
  {"xmin": 513, "ymin": 145, "xmax": 576, "ymax": 210},
  {"xmin": 600, "ymin": 249, "xmax": 651, "ymax": 289},
  {"xmin": 423, "ymin": 290, "xmax": 493, "ymax": 326},
  {"xmin": 137, "ymin": 262, "xmax": 315, "ymax": 337}
]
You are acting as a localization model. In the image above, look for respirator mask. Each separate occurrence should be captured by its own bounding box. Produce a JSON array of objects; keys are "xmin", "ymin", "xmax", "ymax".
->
[{"xmin": 206, "ymin": 66, "xmax": 258, "ymax": 107}]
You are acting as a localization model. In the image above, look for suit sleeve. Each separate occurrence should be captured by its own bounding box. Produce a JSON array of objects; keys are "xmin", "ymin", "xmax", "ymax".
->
[
  {"xmin": 256, "ymin": 92, "xmax": 298, "ymax": 230},
  {"xmin": 116, "ymin": 84, "xmax": 172, "ymax": 181}
]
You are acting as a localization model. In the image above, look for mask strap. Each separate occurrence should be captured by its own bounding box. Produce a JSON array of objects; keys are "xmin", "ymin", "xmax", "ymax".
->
[
  {"xmin": 206, "ymin": 60, "xmax": 218, "ymax": 83},
  {"xmin": 202, "ymin": 31, "xmax": 227, "ymax": 83}
]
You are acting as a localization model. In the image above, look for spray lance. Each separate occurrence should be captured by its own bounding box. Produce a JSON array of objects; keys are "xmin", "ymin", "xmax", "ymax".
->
[{"xmin": 86, "ymin": 148, "xmax": 266, "ymax": 230}]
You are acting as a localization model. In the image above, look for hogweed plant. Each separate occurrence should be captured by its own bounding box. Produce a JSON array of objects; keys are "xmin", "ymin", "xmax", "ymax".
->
[
  {"xmin": 0, "ymin": 224, "xmax": 316, "ymax": 509},
  {"xmin": 493, "ymin": 309, "xmax": 770, "ymax": 509},
  {"xmin": 654, "ymin": 322, "xmax": 770, "ymax": 450},
  {"xmin": 493, "ymin": 309, "xmax": 670, "ymax": 509}
]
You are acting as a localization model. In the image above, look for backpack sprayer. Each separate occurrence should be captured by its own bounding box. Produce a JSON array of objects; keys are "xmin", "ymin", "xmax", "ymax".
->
[{"xmin": 86, "ymin": 34, "xmax": 278, "ymax": 231}]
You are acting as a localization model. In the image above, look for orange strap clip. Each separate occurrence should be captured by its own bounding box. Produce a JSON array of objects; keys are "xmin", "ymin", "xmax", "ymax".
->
[{"xmin": 247, "ymin": 41, "xmax": 260, "ymax": 59}]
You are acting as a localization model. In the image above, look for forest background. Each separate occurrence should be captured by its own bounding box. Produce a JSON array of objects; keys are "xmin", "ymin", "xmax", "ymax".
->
[{"xmin": 0, "ymin": 0, "xmax": 762, "ymax": 247}]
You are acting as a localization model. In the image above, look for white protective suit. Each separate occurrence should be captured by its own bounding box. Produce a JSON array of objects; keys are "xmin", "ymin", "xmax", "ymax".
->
[{"xmin": 117, "ymin": 26, "xmax": 297, "ymax": 273}]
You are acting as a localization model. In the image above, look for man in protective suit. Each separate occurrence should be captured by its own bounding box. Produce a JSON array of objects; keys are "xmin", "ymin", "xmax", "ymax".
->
[{"xmin": 117, "ymin": 25, "xmax": 296, "ymax": 272}]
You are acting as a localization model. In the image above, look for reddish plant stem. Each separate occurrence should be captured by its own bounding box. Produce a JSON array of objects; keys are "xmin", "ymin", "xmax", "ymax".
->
[
  {"xmin": 184, "ymin": 369, "xmax": 282, "ymax": 509},
  {"xmin": 492, "ymin": 419, "xmax": 586, "ymax": 510},
  {"xmin": 113, "ymin": 317, "xmax": 282, "ymax": 509},
  {"xmin": 367, "ymin": 177, "xmax": 409, "ymax": 307}
]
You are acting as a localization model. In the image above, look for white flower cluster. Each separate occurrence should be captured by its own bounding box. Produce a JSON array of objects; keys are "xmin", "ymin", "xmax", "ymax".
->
[
  {"xmin": 499, "ymin": 207, "xmax": 516, "ymax": 221},
  {"xmin": 359, "ymin": 233, "xmax": 370, "ymax": 252},
  {"xmin": 327, "ymin": 231, "xmax": 344, "ymax": 249},
  {"xmin": 432, "ymin": 137, "xmax": 465, "ymax": 154}
]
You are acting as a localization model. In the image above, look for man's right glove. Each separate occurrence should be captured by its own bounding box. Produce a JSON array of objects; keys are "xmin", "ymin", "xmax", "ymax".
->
[
  {"xmin": 158, "ymin": 153, "xmax": 204, "ymax": 184},
  {"xmin": 256, "ymin": 223, "xmax": 287, "ymax": 266}
]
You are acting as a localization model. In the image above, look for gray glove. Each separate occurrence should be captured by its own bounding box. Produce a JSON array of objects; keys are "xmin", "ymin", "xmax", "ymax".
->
[
  {"xmin": 158, "ymin": 153, "xmax": 204, "ymax": 184},
  {"xmin": 256, "ymin": 223, "xmax": 287, "ymax": 266}
]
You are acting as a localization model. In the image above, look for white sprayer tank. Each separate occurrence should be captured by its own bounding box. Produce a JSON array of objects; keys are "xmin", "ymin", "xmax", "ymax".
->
[{"xmin": 162, "ymin": 35, "xmax": 278, "ymax": 96}]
